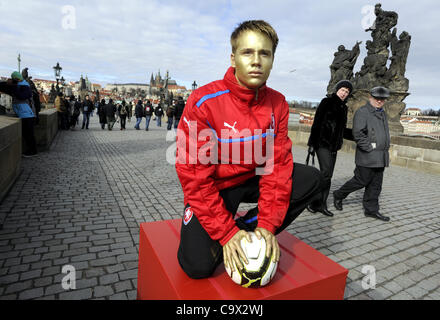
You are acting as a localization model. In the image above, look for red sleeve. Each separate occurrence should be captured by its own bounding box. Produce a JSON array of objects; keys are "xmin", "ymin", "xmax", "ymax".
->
[
  {"xmin": 256, "ymin": 99, "xmax": 293, "ymax": 234},
  {"xmin": 175, "ymin": 93, "xmax": 239, "ymax": 246}
]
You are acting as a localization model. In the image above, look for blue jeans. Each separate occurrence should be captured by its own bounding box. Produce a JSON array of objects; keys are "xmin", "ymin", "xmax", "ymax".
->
[
  {"xmin": 135, "ymin": 117, "xmax": 142, "ymax": 129},
  {"xmin": 82, "ymin": 112, "xmax": 90, "ymax": 128},
  {"xmin": 167, "ymin": 117, "xmax": 173, "ymax": 130},
  {"xmin": 145, "ymin": 115, "xmax": 151, "ymax": 130},
  {"xmin": 174, "ymin": 117, "xmax": 180, "ymax": 129},
  {"xmin": 156, "ymin": 116, "xmax": 162, "ymax": 127}
]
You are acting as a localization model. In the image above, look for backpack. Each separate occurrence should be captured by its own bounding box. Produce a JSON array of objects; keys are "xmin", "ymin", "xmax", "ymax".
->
[
  {"xmin": 144, "ymin": 105, "xmax": 152, "ymax": 116},
  {"xmin": 166, "ymin": 106, "xmax": 175, "ymax": 117},
  {"xmin": 120, "ymin": 105, "xmax": 127, "ymax": 116}
]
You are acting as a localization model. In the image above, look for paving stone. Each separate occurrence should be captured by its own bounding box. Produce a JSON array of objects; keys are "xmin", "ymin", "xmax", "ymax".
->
[{"xmin": 59, "ymin": 288, "xmax": 93, "ymax": 300}]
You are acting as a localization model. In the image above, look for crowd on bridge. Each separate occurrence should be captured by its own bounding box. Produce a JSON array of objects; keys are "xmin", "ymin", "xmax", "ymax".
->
[
  {"xmin": 0, "ymin": 67, "xmax": 187, "ymax": 157},
  {"xmin": 54, "ymin": 93, "xmax": 186, "ymax": 132}
]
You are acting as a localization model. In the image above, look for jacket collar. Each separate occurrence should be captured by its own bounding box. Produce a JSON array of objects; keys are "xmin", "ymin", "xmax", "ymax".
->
[
  {"xmin": 223, "ymin": 67, "xmax": 267, "ymax": 106},
  {"xmin": 330, "ymin": 93, "xmax": 347, "ymax": 106},
  {"xmin": 366, "ymin": 101, "xmax": 386, "ymax": 119}
]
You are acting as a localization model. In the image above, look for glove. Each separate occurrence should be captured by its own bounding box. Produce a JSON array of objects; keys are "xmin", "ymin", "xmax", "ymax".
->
[{"xmin": 308, "ymin": 146, "xmax": 315, "ymax": 156}]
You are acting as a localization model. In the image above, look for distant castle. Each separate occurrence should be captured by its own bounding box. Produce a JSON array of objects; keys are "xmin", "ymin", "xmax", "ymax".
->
[{"xmin": 105, "ymin": 70, "xmax": 186, "ymax": 98}]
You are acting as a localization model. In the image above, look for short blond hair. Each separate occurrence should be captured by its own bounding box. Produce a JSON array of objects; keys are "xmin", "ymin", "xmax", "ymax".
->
[{"xmin": 230, "ymin": 20, "xmax": 279, "ymax": 55}]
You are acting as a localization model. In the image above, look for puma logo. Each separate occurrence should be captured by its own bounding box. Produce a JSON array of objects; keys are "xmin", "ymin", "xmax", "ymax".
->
[
  {"xmin": 183, "ymin": 116, "xmax": 191, "ymax": 128},
  {"xmin": 224, "ymin": 121, "xmax": 238, "ymax": 133}
]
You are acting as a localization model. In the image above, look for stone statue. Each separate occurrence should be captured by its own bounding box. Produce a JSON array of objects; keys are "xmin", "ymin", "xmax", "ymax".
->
[
  {"xmin": 327, "ymin": 3, "xmax": 412, "ymax": 134},
  {"xmin": 327, "ymin": 41, "xmax": 361, "ymax": 94},
  {"xmin": 354, "ymin": 3, "xmax": 400, "ymax": 90},
  {"xmin": 385, "ymin": 28, "xmax": 411, "ymax": 92},
  {"xmin": 49, "ymin": 84, "xmax": 57, "ymax": 103}
]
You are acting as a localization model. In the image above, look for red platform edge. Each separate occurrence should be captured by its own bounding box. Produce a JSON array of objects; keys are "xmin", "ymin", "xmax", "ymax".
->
[{"xmin": 137, "ymin": 219, "xmax": 348, "ymax": 300}]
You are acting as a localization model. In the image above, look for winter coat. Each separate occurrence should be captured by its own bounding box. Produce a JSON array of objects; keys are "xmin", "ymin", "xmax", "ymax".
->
[
  {"xmin": 353, "ymin": 102, "xmax": 391, "ymax": 168},
  {"xmin": 308, "ymin": 93, "xmax": 353, "ymax": 152},
  {"xmin": 144, "ymin": 103, "xmax": 154, "ymax": 116},
  {"xmin": 104, "ymin": 102, "xmax": 117, "ymax": 119},
  {"xmin": 175, "ymin": 99, "xmax": 185, "ymax": 119},
  {"xmin": 176, "ymin": 66, "xmax": 293, "ymax": 246},
  {"xmin": 0, "ymin": 80, "xmax": 34, "ymax": 118},
  {"xmin": 82, "ymin": 100, "xmax": 94, "ymax": 114},
  {"xmin": 135, "ymin": 102, "xmax": 144, "ymax": 118},
  {"xmin": 118, "ymin": 104, "xmax": 128, "ymax": 117},
  {"xmin": 154, "ymin": 105, "xmax": 164, "ymax": 117}
]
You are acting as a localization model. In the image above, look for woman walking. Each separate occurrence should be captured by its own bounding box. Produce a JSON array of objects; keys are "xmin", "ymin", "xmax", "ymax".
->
[{"xmin": 306, "ymin": 80, "xmax": 354, "ymax": 217}]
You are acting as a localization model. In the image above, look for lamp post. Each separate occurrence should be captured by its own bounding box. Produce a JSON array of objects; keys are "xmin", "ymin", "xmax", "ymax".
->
[
  {"xmin": 53, "ymin": 62, "xmax": 62, "ymax": 93},
  {"xmin": 192, "ymin": 81, "xmax": 197, "ymax": 91}
]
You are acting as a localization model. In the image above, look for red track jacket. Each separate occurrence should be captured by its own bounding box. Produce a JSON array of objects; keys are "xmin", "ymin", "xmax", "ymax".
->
[{"xmin": 176, "ymin": 67, "xmax": 293, "ymax": 246}]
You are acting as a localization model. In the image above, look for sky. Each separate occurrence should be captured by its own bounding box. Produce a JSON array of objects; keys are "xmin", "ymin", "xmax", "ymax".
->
[{"xmin": 1, "ymin": 0, "xmax": 439, "ymax": 109}]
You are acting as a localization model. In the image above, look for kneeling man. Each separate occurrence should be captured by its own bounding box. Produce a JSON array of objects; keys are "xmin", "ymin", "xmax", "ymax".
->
[{"xmin": 175, "ymin": 20, "xmax": 323, "ymax": 279}]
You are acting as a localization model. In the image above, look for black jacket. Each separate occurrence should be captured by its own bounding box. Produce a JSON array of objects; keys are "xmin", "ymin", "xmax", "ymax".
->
[
  {"xmin": 135, "ymin": 102, "xmax": 144, "ymax": 118},
  {"xmin": 154, "ymin": 105, "xmax": 164, "ymax": 117},
  {"xmin": 144, "ymin": 103, "xmax": 154, "ymax": 116},
  {"xmin": 175, "ymin": 100, "xmax": 185, "ymax": 119},
  {"xmin": 82, "ymin": 99, "xmax": 94, "ymax": 113},
  {"xmin": 308, "ymin": 93, "xmax": 353, "ymax": 152},
  {"xmin": 104, "ymin": 102, "xmax": 117, "ymax": 118}
]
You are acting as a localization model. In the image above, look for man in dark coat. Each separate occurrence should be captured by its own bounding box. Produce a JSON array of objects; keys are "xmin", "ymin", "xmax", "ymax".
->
[
  {"xmin": 307, "ymin": 80, "xmax": 354, "ymax": 217},
  {"xmin": 144, "ymin": 100, "xmax": 154, "ymax": 131},
  {"xmin": 104, "ymin": 98, "xmax": 117, "ymax": 130},
  {"xmin": 174, "ymin": 96, "xmax": 185, "ymax": 129},
  {"xmin": 166, "ymin": 100, "xmax": 176, "ymax": 130},
  {"xmin": 81, "ymin": 94, "xmax": 94, "ymax": 129},
  {"xmin": 97, "ymin": 99, "xmax": 107, "ymax": 129},
  {"xmin": 134, "ymin": 100, "xmax": 143, "ymax": 130},
  {"xmin": 154, "ymin": 101, "xmax": 164, "ymax": 127},
  {"xmin": 333, "ymin": 86, "xmax": 391, "ymax": 222}
]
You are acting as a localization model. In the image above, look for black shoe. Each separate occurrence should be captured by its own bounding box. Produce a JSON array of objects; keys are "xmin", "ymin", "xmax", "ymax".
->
[
  {"xmin": 306, "ymin": 205, "xmax": 318, "ymax": 213},
  {"xmin": 365, "ymin": 211, "xmax": 390, "ymax": 222},
  {"xmin": 321, "ymin": 208, "xmax": 334, "ymax": 217},
  {"xmin": 333, "ymin": 193, "xmax": 343, "ymax": 211},
  {"xmin": 22, "ymin": 152, "xmax": 38, "ymax": 158}
]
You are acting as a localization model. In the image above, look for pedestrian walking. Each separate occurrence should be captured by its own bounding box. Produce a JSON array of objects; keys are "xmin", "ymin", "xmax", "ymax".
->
[
  {"xmin": 69, "ymin": 95, "xmax": 81, "ymax": 130},
  {"xmin": 155, "ymin": 101, "xmax": 164, "ymax": 127},
  {"xmin": 144, "ymin": 100, "xmax": 154, "ymax": 131},
  {"xmin": 134, "ymin": 100, "xmax": 143, "ymax": 130},
  {"xmin": 174, "ymin": 96, "xmax": 185, "ymax": 129},
  {"xmin": 55, "ymin": 92, "xmax": 69, "ymax": 130},
  {"xmin": 81, "ymin": 94, "xmax": 94, "ymax": 129},
  {"xmin": 118, "ymin": 100, "xmax": 129, "ymax": 130},
  {"xmin": 166, "ymin": 100, "xmax": 175, "ymax": 130},
  {"xmin": 333, "ymin": 86, "xmax": 391, "ymax": 222},
  {"xmin": 97, "ymin": 99, "xmax": 107, "ymax": 129},
  {"xmin": 306, "ymin": 80, "xmax": 354, "ymax": 217},
  {"xmin": 104, "ymin": 98, "xmax": 117, "ymax": 130}
]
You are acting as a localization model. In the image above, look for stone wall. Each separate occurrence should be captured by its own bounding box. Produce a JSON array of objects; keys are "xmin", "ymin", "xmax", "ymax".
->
[
  {"xmin": 1, "ymin": 110, "xmax": 58, "ymax": 203},
  {"xmin": 0, "ymin": 116, "xmax": 22, "ymax": 203},
  {"xmin": 34, "ymin": 109, "xmax": 58, "ymax": 151},
  {"xmin": 288, "ymin": 124, "xmax": 440, "ymax": 175}
]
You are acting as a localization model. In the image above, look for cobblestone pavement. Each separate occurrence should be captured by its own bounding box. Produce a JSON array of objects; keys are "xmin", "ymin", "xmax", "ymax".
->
[{"xmin": 1, "ymin": 115, "xmax": 439, "ymax": 300}]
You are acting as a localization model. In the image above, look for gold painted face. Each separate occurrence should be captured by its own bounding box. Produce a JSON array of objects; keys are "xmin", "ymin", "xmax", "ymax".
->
[{"xmin": 231, "ymin": 30, "xmax": 274, "ymax": 91}]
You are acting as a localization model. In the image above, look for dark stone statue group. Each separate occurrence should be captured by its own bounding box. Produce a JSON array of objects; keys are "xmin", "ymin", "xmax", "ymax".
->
[{"xmin": 328, "ymin": 3, "xmax": 411, "ymax": 94}]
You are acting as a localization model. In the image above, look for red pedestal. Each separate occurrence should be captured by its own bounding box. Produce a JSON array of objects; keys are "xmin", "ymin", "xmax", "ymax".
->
[{"xmin": 137, "ymin": 219, "xmax": 348, "ymax": 300}]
